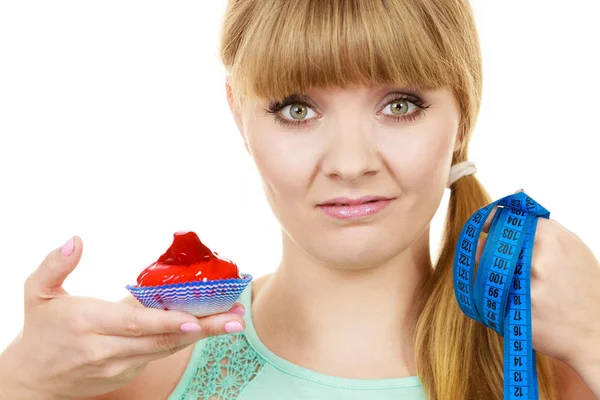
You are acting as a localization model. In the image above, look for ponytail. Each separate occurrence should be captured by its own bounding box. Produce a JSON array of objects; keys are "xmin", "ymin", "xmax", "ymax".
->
[{"xmin": 413, "ymin": 174, "xmax": 558, "ymax": 400}]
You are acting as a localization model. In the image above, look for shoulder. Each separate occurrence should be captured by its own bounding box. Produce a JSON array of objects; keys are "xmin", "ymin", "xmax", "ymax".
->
[
  {"xmin": 251, "ymin": 274, "xmax": 271, "ymax": 299},
  {"xmin": 88, "ymin": 295, "xmax": 196, "ymax": 400}
]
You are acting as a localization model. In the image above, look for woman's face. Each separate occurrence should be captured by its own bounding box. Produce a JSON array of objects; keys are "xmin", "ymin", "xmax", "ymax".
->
[{"xmin": 227, "ymin": 83, "xmax": 461, "ymax": 269}]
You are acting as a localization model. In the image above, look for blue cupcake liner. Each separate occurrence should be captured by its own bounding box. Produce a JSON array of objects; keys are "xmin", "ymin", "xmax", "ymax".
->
[{"xmin": 126, "ymin": 273, "xmax": 253, "ymax": 317}]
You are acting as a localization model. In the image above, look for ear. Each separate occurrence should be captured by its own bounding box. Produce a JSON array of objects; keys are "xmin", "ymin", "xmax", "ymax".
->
[{"xmin": 225, "ymin": 78, "xmax": 249, "ymax": 153}]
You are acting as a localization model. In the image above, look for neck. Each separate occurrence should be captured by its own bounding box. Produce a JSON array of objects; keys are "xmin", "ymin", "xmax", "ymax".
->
[{"xmin": 252, "ymin": 227, "xmax": 433, "ymax": 379}]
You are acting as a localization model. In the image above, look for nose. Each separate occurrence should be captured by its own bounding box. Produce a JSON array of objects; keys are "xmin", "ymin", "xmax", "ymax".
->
[{"xmin": 321, "ymin": 123, "xmax": 382, "ymax": 182}]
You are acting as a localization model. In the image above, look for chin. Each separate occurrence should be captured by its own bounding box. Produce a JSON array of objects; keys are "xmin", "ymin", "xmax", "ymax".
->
[{"xmin": 304, "ymin": 229, "xmax": 411, "ymax": 271}]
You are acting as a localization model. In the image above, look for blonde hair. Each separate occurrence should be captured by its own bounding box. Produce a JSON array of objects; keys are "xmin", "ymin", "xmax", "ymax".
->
[{"xmin": 219, "ymin": 1, "xmax": 557, "ymax": 399}]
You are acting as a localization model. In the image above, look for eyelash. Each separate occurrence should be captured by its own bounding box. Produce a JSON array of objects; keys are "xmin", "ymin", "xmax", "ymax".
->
[{"xmin": 264, "ymin": 93, "xmax": 431, "ymax": 128}]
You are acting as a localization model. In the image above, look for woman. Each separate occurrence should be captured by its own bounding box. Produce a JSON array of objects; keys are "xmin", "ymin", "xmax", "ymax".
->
[{"xmin": 1, "ymin": 0, "xmax": 598, "ymax": 399}]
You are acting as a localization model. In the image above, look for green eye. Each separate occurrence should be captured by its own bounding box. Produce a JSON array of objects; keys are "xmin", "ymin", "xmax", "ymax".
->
[
  {"xmin": 288, "ymin": 103, "xmax": 308, "ymax": 120},
  {"xmin": 389, "ymin": 100, "xmax": 410, "ymax": 115}
]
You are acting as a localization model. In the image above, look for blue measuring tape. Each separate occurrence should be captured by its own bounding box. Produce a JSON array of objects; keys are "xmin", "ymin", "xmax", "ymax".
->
[{"xmin": 453, "ymin": 191, "xmax": 550, "ymax": 400}]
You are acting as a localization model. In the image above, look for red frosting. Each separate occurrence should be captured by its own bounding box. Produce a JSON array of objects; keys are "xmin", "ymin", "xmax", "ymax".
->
[{"xmin": 136, "ymin": 231, "xmax": 240, "ymax": 287}]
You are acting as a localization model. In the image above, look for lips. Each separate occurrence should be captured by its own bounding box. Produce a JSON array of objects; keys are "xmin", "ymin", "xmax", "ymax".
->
[
  {"xmin": 318, "ymin": 196, "xmax": 393, "ymax": 206},
  {"xmin": 317, "ymin": 196, "xmax": 395, "ymax": 220}
]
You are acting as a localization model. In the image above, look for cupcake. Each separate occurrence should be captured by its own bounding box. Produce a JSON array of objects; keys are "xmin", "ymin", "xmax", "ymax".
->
[{"xmin": 126, "ymin": 231, "xmax": 252, "ymax": 317}]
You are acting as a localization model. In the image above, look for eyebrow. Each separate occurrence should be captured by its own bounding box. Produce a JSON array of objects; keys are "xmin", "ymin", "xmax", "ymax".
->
[{"xmin": 269, "ymin": 93, "xmax": 312, "ymax": 106}]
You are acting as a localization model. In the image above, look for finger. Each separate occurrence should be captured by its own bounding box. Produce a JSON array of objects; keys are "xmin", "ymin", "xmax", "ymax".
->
[
  {"xmin": 475, "ymin": 236, "xmax": 486, "ymax": 266},
  {"xmin": 481, "ymin": 206, "xmax": 498, "ymax": 235},
  {"xmin": 227, "ymin": 302, "xmax": 246, "ymax": 316},
  {"xmin": 481, "ymin": 189, "xmax": 523, "ymax": 234},
  {"xmin": 91, "ymin": 301, "xmax": 206, "ymax": 337},
  {"xmin": 24, "ymin": 235, "xmax": 83, "ymax": 308},
  {"xmin": 106, "ymin": 312, "xmax": 247, "ymax": 357},
  {"xmin": 92, "ymin": 301, "xmax": 246, "ymax": 337}
]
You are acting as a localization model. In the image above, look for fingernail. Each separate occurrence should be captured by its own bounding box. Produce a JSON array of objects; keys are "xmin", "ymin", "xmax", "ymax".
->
[
  {"xmin": 225, "ymin": 321, "xmax": 244, "ymax": 333},
  {"xmin": 61, "ymin": 236, "xmax": 74, "ymax": 257},
  {"xmin": 229, "ymin": 305, "xmax": 245, "ymax": 316},
  {"xmin": 180, "ymin": 322, "xmax": 202, "ymax": 333}
]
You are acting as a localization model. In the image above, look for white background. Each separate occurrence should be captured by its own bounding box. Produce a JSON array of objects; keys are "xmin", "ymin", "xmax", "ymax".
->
[{"xmin": 0, "ymin": 1, "xmax": 598, "ymax": 349}]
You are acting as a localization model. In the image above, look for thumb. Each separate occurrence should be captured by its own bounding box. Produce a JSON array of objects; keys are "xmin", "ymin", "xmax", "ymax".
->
[{"xmin": 24, "ymin": 235, "xmax": 83, "ymax": 308}]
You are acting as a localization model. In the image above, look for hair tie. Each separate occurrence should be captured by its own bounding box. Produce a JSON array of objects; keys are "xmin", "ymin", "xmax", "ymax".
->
[{"xmin": 447, "ymin": 161, "xmax": 477, "ymax": 188}]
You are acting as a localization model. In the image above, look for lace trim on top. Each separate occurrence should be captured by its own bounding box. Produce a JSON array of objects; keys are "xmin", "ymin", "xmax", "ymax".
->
[{"xmin": 176, "ymin": 332, "xmax": 265, "ymax": 400}]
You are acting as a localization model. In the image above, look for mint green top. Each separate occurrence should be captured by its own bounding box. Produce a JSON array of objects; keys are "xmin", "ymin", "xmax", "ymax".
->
[{"xmin": 168, "ymin": 282, "xmax": 426, "ymax": 400}]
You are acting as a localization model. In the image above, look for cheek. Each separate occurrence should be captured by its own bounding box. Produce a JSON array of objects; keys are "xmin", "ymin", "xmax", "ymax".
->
[
  {"xmin": 377, "ymin": 116, "xmax": 458, "ymax": 231},
  {"xmin": 246, "ymin": 125, "xmax": 317, "ymax": 206},
  {"xmin": 381, "ymin": 117, "xmax": 457, "ymax": 191}
]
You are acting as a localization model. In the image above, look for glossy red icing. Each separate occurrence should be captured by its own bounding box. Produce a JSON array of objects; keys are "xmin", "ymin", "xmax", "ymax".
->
[{"xmin": 136, "ymin": 231, "xmax": 240, "ymax": 287}]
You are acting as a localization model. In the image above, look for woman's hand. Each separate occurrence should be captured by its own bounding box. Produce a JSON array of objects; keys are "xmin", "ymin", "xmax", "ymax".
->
[
  {"xmin": 526, "ymin": 217, "xmax": 599, "ymax": 369},
  {"xmin": 0, "ymin": 236, "xmax": 246, "ymax": 400},
  {"xmin": 478, "ymin": 191, "xmax": 600, "ymax": 396}
]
